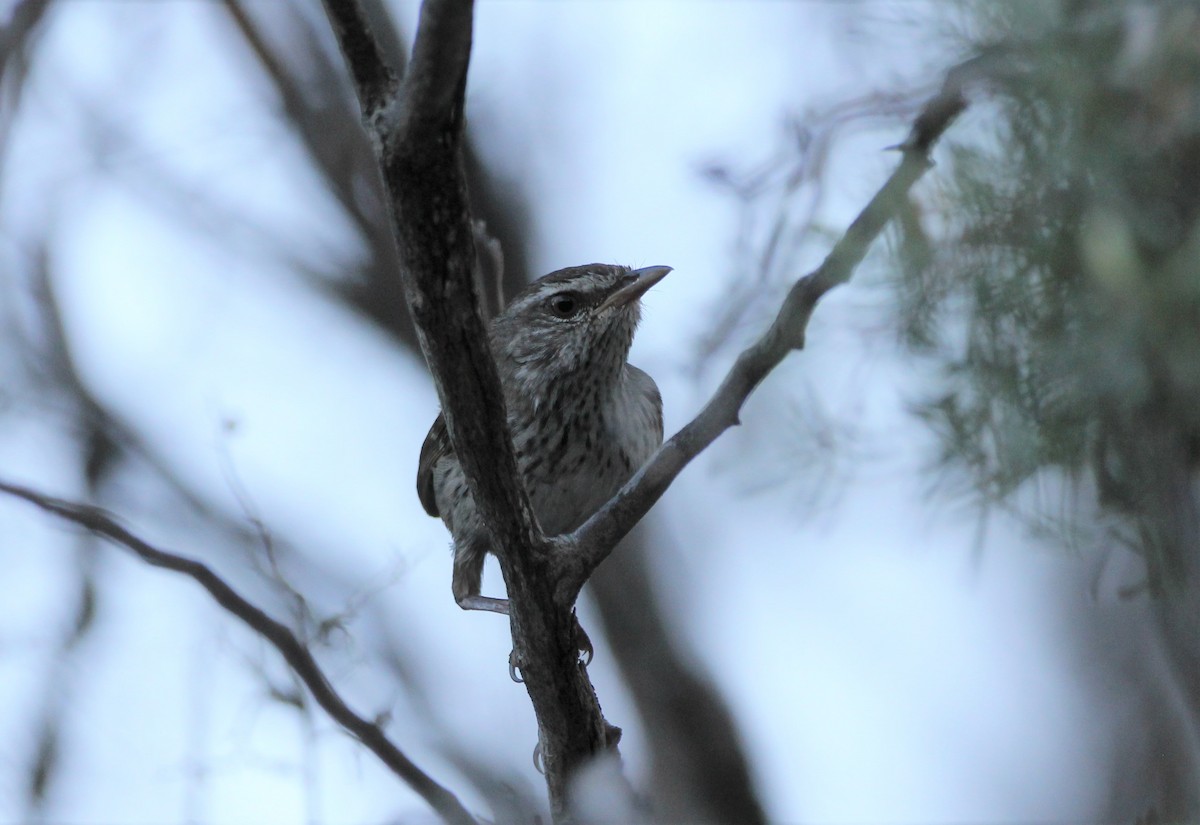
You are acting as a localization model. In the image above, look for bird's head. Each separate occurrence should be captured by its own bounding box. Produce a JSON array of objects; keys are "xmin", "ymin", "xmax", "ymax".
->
[{"xmin": 491, "ymin": 264, "xmax": 670, "ymax": 385}]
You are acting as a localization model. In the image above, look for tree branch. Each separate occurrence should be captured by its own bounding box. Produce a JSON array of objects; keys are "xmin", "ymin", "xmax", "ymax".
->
[
  {"xmin": 326, "ymin": 0, "xmax": 542, "ymax": 564},
  {"xmin": 399, "ymin": 0, "xmax": 474, "ymax": 141},
  {"xmin": 560, "ymin": 69, "xmax": 970, "ymax": 600},
  {"xmin": 323, "ymin": 2, "xmax": 610, "ymax": 819},
  {"xmin": 0, "ymin": 480, "xmax": 477, "ymax": 825},
  {"xmin": 320, "ymin": 0, "xmax": 398, "ymax": 127}
]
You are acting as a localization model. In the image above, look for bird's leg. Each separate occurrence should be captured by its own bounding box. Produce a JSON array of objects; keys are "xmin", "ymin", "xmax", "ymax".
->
[
  {"xmin": 453, "ymin": 549, "xmax": 508, "ymax": 612},
  {"xmin": 452, "ymin": 551, "xmax": 593, "ymax": 680},
  {"xmin": 456, "ymin": 594, "xmax": 511, "ymax": 614},
  {"xmin": 453, "ymin": 552, "xmax": 525, "ymax": 681}
]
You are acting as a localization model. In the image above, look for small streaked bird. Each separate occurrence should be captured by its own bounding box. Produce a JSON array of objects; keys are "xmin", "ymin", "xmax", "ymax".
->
[{"xmin": 417, "ymin": 263, "xmax": 669, "ymax": 630}]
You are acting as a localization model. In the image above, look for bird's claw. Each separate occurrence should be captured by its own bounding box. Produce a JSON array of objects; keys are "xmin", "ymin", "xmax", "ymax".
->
[
  {"xmin": 509, "ymin": 618, "xmax": 590, "ymax": 681},
  {"xmin": 574, "ymin": 614, "xmax": 594, "ymax": 667},
  {"xmin": 576, "ymin": 631, "xmax": 594, "ymax": 667},
  {"xmin": 532, "ymin": 742, "xmax": 545, "ymax": 775}
]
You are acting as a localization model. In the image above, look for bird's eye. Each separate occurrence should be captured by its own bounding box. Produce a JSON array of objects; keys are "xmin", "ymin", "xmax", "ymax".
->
[{"xmin": 547, "ymin": 293, "xmax": 580, "ymax": 318}]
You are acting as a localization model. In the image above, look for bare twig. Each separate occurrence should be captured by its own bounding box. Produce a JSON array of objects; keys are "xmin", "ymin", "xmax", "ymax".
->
[
  {"xmin": 321, "ymin": 0, "xmax": 398, "ymax": 128},
  {"xmin": 559, "ymin": 69, "xmax": 970, "ymax": 600},
  {"xmin": 694, "ymin": 88, "xmax": 929, "ymax": 366},
  {"xmin": 399, "ymin": 0, "xmax": 474, "ymax": 140},
  {"xmin": 0, "ymin": 480, "xmax": 477, "ymax": 825}
]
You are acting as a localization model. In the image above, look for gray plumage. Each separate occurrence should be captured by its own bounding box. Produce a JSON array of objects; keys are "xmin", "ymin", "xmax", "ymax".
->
[{"xmin": 417, "ymin": 263, "xmax": 667, "ymax": 613}]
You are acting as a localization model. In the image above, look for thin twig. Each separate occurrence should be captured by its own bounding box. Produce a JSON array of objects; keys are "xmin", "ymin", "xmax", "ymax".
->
[
  {"xmin": 559, "ymin": 70, "xmax": 970, "ymax": 600},
  {"xmin": 321, "ymin": 0, "xmax": 399, "ymax": 131},
  {"xmin": 0, "ymin": 479, "xmax": 478, "ymax": 825},
  {"xmin": 399, "ymin": 0, "xmax": 474, "ymax": 140}
]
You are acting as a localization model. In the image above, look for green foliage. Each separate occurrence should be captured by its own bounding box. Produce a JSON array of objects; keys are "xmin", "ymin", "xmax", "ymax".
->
[{"xmin": 899, "ymin": 0, "xmax": 1200, "ymax": 581}]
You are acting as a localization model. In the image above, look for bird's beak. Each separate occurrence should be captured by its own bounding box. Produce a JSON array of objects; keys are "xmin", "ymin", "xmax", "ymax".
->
[{"xmin": 597, "ymin": 265, "xmax": 672, "ymax": 312}]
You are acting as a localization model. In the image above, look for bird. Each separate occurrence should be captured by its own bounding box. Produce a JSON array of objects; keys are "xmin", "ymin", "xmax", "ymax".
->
[{"xmin": 417, "ymin": 263, "xmax": 669, "ymax": 636}]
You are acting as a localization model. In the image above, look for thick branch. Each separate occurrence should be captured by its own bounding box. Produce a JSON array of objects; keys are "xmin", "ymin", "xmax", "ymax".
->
[
  {"xmin": 0, "ymin": 480, "xmax": 477, "ymax": 825},
  {"xmin": 325, "ymin": 0, "xmax": 543, "ymax": 564},
  {"xmin": 323, "ymin": 2, "xmax": 608, "ymax": 818},
  {"xmin": 560, "ymin": 75, "xmax": 969, "ymax": 599}
]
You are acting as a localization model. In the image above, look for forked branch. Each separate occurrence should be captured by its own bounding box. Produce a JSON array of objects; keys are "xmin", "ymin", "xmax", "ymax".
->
[{"xmin": 322, "ymin": 1, "xmax": 600, "ymax": 818}]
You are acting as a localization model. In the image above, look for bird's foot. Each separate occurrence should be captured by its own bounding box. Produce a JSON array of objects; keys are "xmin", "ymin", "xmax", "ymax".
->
[
  {"xmin": 507, "ymin": 617, "xmax": 589, "ymax": 682},
  {"xmin": 573, "ymin": 612, "xmax": 594, "ymax": 667}
]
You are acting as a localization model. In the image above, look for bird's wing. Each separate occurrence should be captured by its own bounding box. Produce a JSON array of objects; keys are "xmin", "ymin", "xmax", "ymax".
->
[
  {"xmin": 417, "ymin": 413, "xmax": 450, "ymax": 517},
  {"xmin": 627, "ymin": 365, "xmax": 664, "ymax": 444}
]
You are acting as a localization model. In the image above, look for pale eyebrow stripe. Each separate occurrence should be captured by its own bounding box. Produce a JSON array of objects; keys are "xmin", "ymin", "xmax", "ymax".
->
[{"xmin": 510, "ymin": 283, "xmax": 592, "ymax": 313}]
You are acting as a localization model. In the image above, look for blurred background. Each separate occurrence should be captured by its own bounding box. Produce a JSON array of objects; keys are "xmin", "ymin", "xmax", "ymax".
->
[{"xmin": 2, "ymin": 1, "xmax": 1198, "ymax": 822}]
